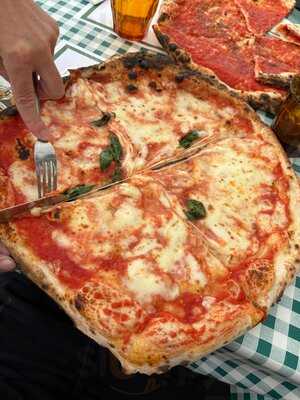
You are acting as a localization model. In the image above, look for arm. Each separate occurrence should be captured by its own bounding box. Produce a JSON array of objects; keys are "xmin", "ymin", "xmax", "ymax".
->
[
  {"xmin": 0, "ymin": 0, "xmax": 64, "ymax": 141},
  {"xmin": 0, "ymin": 0, "xmax": 64, "ymax": 271}
]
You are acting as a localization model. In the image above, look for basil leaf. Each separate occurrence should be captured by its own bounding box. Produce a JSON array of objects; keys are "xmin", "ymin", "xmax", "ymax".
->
[
  {"xmin": 184, "ymin": 199, "xmax": 206, "ymax": 220},
  {"xmin": 90, "ymin": 112, "xmax": 115, "ymax": 128},
  {"xmin": 100, "ymin": 148, "xmax": 113, "ymax": 171},
  {"xmin": 64, "ymin": 184, "xmax": 95, "ymax": 201},
  {"xmin": 111, "ymin": 166, "xmax": 123, "ymax": 183},
  {"xmin": 110, "ymin": 133, "xmax": 122, "ymax": 162},
  {"xmin": 179, "ymin": 130, "xmax": 199, "ymax": 149}
]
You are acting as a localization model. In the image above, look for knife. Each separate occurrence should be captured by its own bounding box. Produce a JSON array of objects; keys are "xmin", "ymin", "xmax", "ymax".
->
[{"xmin": 0, "ymin": 179, "xmax": 123, "ymax": 224}]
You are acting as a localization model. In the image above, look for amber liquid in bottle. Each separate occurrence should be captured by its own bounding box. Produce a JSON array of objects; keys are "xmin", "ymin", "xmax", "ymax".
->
[
  {"xmin": 111, "ymin": 0, "xmax": 159, "ymax": 41},
  {"xmin": 273, "ymin": 75, "xmax": 300, "ymax": 148}
]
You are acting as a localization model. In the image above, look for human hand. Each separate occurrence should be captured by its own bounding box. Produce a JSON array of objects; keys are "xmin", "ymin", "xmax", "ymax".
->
[
  {"xmin": 0, "ymin": 0, "xmax": 65, "ymax": 141},
  {"xmin": 0, "ymin": 242, "xmax": 16, "ymax": 272}
]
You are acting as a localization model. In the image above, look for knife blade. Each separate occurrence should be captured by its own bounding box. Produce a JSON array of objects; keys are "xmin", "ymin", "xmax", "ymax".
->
[
  {"xmin": 0, "ymin": 178, "xmax": 127, "ymax": 224},
  {"xmin": 0, "ymin": 193, "xmax": 67, "ymax": 224}
]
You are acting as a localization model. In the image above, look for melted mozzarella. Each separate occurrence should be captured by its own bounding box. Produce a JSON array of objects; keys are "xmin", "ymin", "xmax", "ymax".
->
[
  {"xmin": 125, "ymin": 259, "xmax": 179, "ymax": 304},
  {"xmin": 186, "ymin": 254, "xmax": 207, "ymax": 287},
  {"xmin": 8, "ymin": 162, "xmax": 37, "ymax": 202},
  {"xmin": 157, "ymin": 216, "xmax": 187, "ymax": 273}
]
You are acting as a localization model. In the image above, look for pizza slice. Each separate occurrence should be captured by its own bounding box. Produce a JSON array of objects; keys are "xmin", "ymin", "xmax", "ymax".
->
[
  {"xmin": 0, "ymin": 175, "xmax": 264, "ymax": 374},
  {"xmin": 77, "ymin": 52, "xmax": 255, "ymax": 168},
  {"xmin": 148, "ymin": 130, "xmax": 300, "ymax": 310},
  {"xmin": 272, "ymin": 21, "xmax": 300, "ymax": 46},
  {"xmin": 234, "ymin": 0, "xmax": 295, "ymax": 35},
  {"xmin": 0, "ymin": 78, "xmax": 132, "ymax": 204},
  {"xmin": 254, "ymin": 36, "xmax": 300, "ymax": 87}
]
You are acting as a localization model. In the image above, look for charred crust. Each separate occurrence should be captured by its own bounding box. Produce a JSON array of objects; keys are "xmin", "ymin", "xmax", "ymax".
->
[
  {"xmin": 295, "ymin": 244, "xmax": 299, "ymax": 249},
  {"xmin": 123, "ymin": 52, "xmax": 173, "ymax": 72},
  {"xmin": 168, "ymin": 43, "xmax": 178, "ymax": 51},
  {"xmin": 148, "ymin": 81, "xmax": 163, "ymax": 92},
  {"xmin": 157, "ymin": 12, "xmax": 169, "ymax": 23},
  {"xmin": 126, "ymin": 84, "xmax": 138, "ymax": 93},
  {"xmin": 128, "ymin": 70, "xmax": 137, "ymax": 80},
  {"xmin": 74, "ymin": 294, "xmax": 85, "ymax": 311},
  {"xmin": 175, "ymin": 70, "xmax": 198, "ymax": 83},
  {"xmin": 15, "ymin": 139, "xmax": 30, "ymax": 161},
  {"xmin": 41, "ymin": 283, "xmax": 49, "ymax": 291},
  {"xmin": 139, "ymin": 59, "xmax": 150, "ymax": 69}
]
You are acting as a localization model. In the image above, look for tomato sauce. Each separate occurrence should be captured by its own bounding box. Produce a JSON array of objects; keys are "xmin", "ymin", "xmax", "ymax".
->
[{"xmin": 15, "ymin": 217, "xmax": 94, "ymax": 289}]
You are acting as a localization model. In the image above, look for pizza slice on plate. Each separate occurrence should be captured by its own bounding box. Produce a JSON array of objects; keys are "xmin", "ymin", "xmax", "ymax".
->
[{"xmin": 272, "ymin": 21, "xmax": 300, "ymax": 45}]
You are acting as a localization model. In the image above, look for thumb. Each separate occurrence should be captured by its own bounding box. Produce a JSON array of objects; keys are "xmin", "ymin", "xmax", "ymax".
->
[{"xmin": 4, "ymin": 64, "xmax": 52, "ymax": 141}]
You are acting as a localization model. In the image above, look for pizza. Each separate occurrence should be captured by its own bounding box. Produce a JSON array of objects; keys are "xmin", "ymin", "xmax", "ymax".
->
[
  {"xmin": 272, "ymin": 21, "xmax": 300, "ymax": 45},
  {"xmin": 154, "ymin": 0, "xmax": 299, "ymax": 113},
  {"xmin": 235, "ymin": 0, "xmax": 295, "ymax": 35},
  {"xmin": 0, "ymin": 52, "xmax": 300, "ymax": 374},
  {"xmin": 254, "ymin": 36, "xmax": 300, "ymax": 87}
]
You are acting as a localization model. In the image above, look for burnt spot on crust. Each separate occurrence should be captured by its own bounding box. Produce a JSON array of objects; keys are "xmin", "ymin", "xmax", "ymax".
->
[
  {"xmin": 175, "ymin": 70, "xmax": 198, "ymax": 83},
  {"xmin": 168, "ymin": 43, "xmax": 178, "ymax": 51},
  {"xmin": 126, "ymin": 84, "xmax": 138, "ymax": 93},
  {"xmin": 295, "ymin": 244, "xmax": 299, "ymax": 250},
  {"xmin": 157, "ymin": 12, "xmax": 169, "ymax": 23},
  {"xmin": 15, "ymin": 139, "xmax": 30, "ymax": 161},
  {"xmin": 148, "ymin": 81, "xmax": 163, "ymax": 92},
  {"xmin": 74, "ymin": 294, "xmax": 85, "ymax": 311},
  {"xmin": 122, "ymin": 52, "xmax": 173, "ymax": 71},
  {"xmin": 128, "ymin": 70, "xmax": 137, "ymax": 80},
  {"xmin": 41, "ymin": 283, "xmax": 49, "ymax": 291}
]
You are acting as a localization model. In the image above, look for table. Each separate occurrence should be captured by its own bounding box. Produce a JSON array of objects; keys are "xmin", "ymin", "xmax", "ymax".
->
[{"xmin": 11, "ymin": 1, "xmax": 300, "ymax": 398}]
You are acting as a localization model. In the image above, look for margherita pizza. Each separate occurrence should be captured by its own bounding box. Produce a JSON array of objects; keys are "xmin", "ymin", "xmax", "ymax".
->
[{"xmin": 0, "ymin": 52, "xmax": 299, "ymax": 374}]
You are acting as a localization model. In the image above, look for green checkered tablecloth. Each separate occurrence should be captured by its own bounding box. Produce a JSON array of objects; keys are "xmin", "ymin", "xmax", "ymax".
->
[{"xmin": 33, "ymin": 1, "xmax": 300, "ymax": 398}]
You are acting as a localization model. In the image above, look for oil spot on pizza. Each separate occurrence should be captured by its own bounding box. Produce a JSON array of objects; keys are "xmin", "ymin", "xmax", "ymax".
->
[{"xmin": 15, "ymin": 139, "xmax": 30, "ymax": 160}]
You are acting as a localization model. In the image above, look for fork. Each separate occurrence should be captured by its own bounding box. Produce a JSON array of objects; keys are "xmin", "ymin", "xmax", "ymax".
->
[{"xmin": 33, "ymin": 74, "xmax": 58, "ymax": 198}]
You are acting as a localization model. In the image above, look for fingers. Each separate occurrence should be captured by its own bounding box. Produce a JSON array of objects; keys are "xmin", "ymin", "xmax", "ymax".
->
[
  {"xmin": 3, "ymin": 59, "xmax": 52, "ymax": 141},
  {"xmin": 37, "ymin": 59, "xmax": 64, "ymax": 101},
  {"xmin": 0, "ymin": 255, "xmax": 16, "ymax": 272},
  {"xmin": 10, "ymin": 69, "xmax": 50, "ymax": 141}
]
